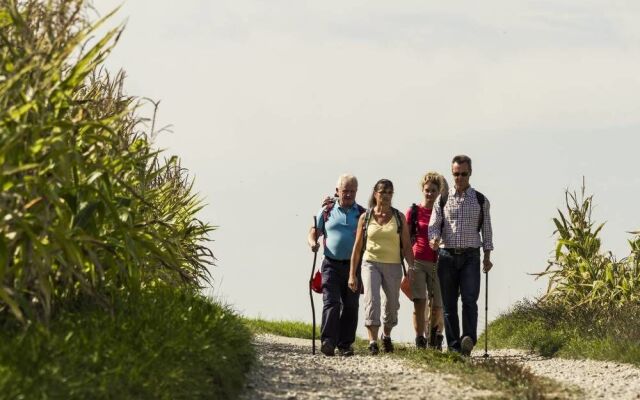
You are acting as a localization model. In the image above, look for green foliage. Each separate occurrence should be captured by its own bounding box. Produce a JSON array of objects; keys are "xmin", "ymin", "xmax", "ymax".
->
[
  {"xmin": 485, "ymin": 181, "xmax": 640, "ymax": 365},
  {"xmin": 0, "ymin": 0, "xmax": 214, "ymax": 324},
  {"xmin": 485, "ymin": 300, "xmax": 640, "ymax": 365},
  {"xmin": 243, "ymin": 318, "xmax": 320, "ymax": 339},
  {"xmin": 396, "ymin": 345, "xmax": 558, "ymax": 399},
  {"xmin": 0, "ymin": 287, "xmax": 255, "ymax": 399},
  {"xmin": 535, "ymin": 182, "xmax": 640, "ymax": 309}
]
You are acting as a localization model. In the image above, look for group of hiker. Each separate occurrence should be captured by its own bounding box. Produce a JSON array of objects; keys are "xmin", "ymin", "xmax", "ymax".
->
[{"xmin": 307, "ymin": 154, "xmax": 494, "ymax": 357}]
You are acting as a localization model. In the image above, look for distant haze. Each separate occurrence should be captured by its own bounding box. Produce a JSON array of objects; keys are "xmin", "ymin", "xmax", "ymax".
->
[{"xmin": 96, "ymin": 1, "xmax": 640, "ymax": 341}]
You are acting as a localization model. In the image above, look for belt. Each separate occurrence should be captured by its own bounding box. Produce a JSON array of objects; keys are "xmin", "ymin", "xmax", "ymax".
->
[
  {"xmin": 444, "ymin": 247, "xmax": 478, "ymax": 255},
  {"xmin": 325, "ymin": 256, "xmax": 350, "ymax": 264}
]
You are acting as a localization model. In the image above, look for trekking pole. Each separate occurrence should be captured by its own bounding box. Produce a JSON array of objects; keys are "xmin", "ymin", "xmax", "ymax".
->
[
  {"xmin": 483, "ymin": 270, "xmax": 489, "ymax": 358},
  {"xmin": 309, "ymin": 216, "xmax": 319, "ymax": 355}
]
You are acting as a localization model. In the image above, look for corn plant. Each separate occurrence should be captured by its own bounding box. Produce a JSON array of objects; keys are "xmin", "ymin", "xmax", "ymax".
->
[
  {"xmin": 536, "ymin": 182, "xmax": 640, "ymax": 309},
  {"xmin": 0, "ymin": 0, "xmax": 214, "ymax": 324}
]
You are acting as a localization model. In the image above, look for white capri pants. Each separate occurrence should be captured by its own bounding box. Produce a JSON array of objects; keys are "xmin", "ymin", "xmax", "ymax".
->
[{"xmin": 361, "ymin": 260, "xmax": 403, "ymax": 328}]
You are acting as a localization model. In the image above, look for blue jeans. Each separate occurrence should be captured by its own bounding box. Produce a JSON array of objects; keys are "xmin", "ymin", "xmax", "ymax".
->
[
  {"xmin": 437, "ymin": 248, "xmax": 481, "ymax": 351},
  {"xmin": 321, "ymin": 258, "xmax": 360, "ymax": 349}
]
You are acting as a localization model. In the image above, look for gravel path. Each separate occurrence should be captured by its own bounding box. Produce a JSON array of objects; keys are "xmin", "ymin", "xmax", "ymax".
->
[
  {"xmin": 484, "ymin": 349, "xmax": 640, "ymax": 400},
  {"xmin": 241, "ymin": 334, "xmax": 496, "ymax": 399},
  {"xmin": 241, "ymin": 335, "xmax": 640, "ymax": 399}
]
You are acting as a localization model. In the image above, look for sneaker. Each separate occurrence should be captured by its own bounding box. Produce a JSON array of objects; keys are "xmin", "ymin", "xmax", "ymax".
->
[
  {"xmin": 415, "ymin": 335, "xmax": 427, "ymax": 349},
  {"xmin": 320, "ymin": 341, "xmax": 335, "ymax": 356},
  {"xmin": 381, "ymin": 335, "xmax": 394, "ymax": 353},
  {"xmin": 368, "ymin": 342, "xmax": 379, "ymax": 355},
  {"xmin": 460, "ymin": 336, "xmax": 474, "ymax": 357},
  {"xmin": 337, "ymin": 346, "xmax": 354, "ymax": 357}
]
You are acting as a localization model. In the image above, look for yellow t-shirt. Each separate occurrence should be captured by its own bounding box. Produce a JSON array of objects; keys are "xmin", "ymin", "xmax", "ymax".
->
[{"xmin": 363, "ymin": 215, "xmax": 401, "ymax": 263}]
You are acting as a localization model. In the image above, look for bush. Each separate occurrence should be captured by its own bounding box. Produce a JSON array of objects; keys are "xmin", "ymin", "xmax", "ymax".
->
[
  {"xmin": 0, "ymin": 0, "xmax": 214, "ymax": 324},
  {"xmin": 0, "ymin": 287, "xmax": 255, "ymax": 399},
  {"xmin": 486, "ymin": 299, "xmax": 640, "ymax": 364}
]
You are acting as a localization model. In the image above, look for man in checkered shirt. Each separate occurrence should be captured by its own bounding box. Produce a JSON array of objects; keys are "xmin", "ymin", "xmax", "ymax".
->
[{"xmin": 428, "ymin": 154, "xmax": 493, "ymax": 356}]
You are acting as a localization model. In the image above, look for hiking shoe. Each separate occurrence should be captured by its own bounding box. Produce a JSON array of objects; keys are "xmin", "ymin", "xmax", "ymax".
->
[
  {"xmin": 337, "ymin": 346, "xmax": 354, "ymax": 357},
  {"xmin": 320, "ymin": 341, "xmax": 335, "ymax": 356},
  {"xmin": 435, "ymin": 334, "xmax": 444, "ymax": 351},
  {"xmin": 460, "ymin": 336, "xmax": 474, "ymax": 357},
  {"xmin": 381, "ymin": 335, "xmax": 394, "ymax": 353},
  {"xmin": 415, "ymin": 335, "xmax": 427, "ymax": 349},
  {"xmin": 428, "ymin": 326, "xmax": 438, "ymax": 349},
  {"xmin": 368, "ymin": 342, "xmax": 379, "ymax": 355}
]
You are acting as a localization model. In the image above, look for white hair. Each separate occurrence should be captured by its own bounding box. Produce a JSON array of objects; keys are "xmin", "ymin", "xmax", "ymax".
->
[{"xmin": 336, "ymin": 174, "xmax": 358, "ymax": 188}]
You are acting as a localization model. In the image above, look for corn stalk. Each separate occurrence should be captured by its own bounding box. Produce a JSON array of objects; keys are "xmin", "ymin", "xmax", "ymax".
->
[
  {"xmin": 535, "ymin": 182, "xmax": 640, "ymax": 308},
  {"xmin": 0, "ymin": 0, "xmax": 214, "ymax": 324}
]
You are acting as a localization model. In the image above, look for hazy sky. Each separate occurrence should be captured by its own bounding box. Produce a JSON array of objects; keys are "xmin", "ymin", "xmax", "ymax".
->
[{"xmin": 96, "ymin": 1, "xmax": 640, "ymax": 341}]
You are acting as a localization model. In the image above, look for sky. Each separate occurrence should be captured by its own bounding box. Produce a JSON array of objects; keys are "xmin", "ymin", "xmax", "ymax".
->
[{"xmin": 95, "ymin": 1, "xmax": 640, "ymax": 342}]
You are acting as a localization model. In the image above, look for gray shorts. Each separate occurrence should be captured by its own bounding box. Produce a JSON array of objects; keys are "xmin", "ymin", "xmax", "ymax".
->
[{"xmin": 409, "ymin": 259, "xmax": 443, "ymax": 308}]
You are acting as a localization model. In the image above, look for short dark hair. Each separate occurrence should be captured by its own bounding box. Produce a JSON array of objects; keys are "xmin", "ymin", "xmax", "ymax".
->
[{"xmin": 452, "ymin": 154, "xmax": 472, "ymax": 170}]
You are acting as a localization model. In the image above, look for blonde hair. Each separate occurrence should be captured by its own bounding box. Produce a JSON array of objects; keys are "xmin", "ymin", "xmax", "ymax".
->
[{"xmin": 419, "ymin": 171, "xmax": 449, "ymax": 195}]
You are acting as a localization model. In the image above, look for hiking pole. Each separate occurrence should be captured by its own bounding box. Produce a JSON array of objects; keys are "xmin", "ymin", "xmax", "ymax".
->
[
  {"xmin": 309, "ymin": 216, "xmax": 319, "ymax": 355},
  {"xmin": 483, "ymin": 270, "xmax": 489, "ymax": 358}
]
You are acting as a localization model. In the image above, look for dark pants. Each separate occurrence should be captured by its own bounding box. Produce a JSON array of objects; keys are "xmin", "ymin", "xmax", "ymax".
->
[
  {"xmin": 321, "ymin": 258, "xmax": 360, "ymax": 349},
  {"xmin": 437, "ymin": 248, "xmax": 481, "ymax": 351}
]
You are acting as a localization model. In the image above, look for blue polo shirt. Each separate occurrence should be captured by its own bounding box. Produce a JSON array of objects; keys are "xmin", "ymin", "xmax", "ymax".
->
[{"xmin": 316, "ymin": 202, "xmax": 363, "ymax": 261}]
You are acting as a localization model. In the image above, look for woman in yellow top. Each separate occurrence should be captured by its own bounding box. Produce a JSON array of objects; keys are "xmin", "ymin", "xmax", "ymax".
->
[{"xmin": 348, "ymin": 179, "xmax": 414, "ymax": 355}]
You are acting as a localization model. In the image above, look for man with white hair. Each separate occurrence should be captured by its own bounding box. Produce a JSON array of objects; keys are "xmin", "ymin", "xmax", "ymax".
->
[{"xmin": 308, "ymin": 174, "xmax": 365, "ymax": 356}]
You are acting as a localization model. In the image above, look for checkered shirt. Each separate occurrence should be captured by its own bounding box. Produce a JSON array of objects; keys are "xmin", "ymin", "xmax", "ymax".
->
[{"xmin": 428, "ymin": 187, "xmax": 494, "ymax": 251}]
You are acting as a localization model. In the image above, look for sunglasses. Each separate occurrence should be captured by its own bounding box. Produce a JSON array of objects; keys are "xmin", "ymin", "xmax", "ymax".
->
[{"xmin": 452, "ymin": 172, "xmax": 469, "ymax": 177}]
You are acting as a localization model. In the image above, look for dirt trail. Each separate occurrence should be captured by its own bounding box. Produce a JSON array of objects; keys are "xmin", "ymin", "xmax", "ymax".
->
[
  {"xmin": 241, "ymin": 334, "xmax": 496, "ymax": 399},
  {"xmin": 242, "ymin": 335, "xmax": 640, "ymax": 399}
]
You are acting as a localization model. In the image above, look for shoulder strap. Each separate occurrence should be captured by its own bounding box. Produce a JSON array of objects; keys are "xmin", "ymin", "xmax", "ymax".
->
[
  {"xmin": 361, "ymin": 209, "xmax": 373, "ymax": 242},
  {"xmin": 392, "ymin": 208, "xmax": 407, "ymax": 275},
  {"xmin": 475, "ymin": 191, "xmax": 485, "ymax": 232},
  {"xmin": 392, "ymin": 207, "xmax": 403, "ymax": 235},
  {"xmin": 409, "ymin": 204, "xmax": 418, "ymax": 243},
  {"xmin": 359, "ymin": 209, "xmax": 373, "ymax": 263},
  {"xmin": 439, "ymin": 193, "xmax": 448, "ymax": 233},
  {"xmin": 439, "ymin": 193, "xmax": 448, "ymax": 210},
  {"xmin": 321, "ymin": 201, "xmax": 335, "ymax": 239}
]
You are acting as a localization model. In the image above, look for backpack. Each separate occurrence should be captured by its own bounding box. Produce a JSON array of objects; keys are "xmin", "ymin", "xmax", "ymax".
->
[{"xmin": 439, "ymin": 190, "xmax": 485, "ymax": 232}]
